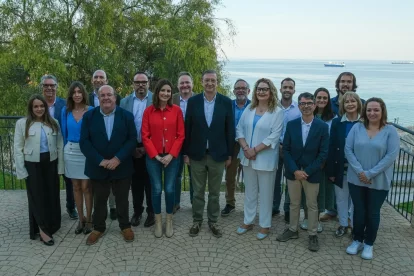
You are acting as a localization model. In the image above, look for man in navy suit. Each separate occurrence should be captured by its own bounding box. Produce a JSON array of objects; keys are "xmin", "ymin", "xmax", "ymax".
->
[
  {"xmin": 183, "ymin": 70, "xmax": 235, "ymax": 238},
  {"xmin": 41, "ymin": 75, "xmax": 78, "ymax": 220},
  {"xmin": 80, "ymin": 85, "xmax": 136, "ymax": 245},
  {"xmin": 276, "ymin": 92, "xmax": 329, "ymax": 252}
]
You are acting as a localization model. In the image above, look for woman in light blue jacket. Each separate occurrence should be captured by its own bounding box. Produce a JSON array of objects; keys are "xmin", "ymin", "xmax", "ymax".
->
[{"xmin": 235, "ymin": 78, "xmax": 284, "ymax": 240}]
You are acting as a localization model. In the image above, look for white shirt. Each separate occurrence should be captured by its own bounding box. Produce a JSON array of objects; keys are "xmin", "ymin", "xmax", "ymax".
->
[
  {"xmin": 100, "ymin": 108, "xmax": 116, "ymax": 140},
  {"xmin": 133, "ymin": 93, "xmax": 148, "ymax": 143},
  {"xmin": 301, "ymin": 118, "xmax": 313, "ymax": 146},
  {"xmin": 203, "ymin": 93, "xmax": 216, "ymax": 149},
  {"xmin": 48, "ymin": 99, "xmax": 56, "ymax": 118}
]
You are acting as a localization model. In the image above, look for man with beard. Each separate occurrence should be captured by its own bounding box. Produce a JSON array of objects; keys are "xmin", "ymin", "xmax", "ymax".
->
[
  {"xmin": 120, "ymin": 71, "xmax": 155, "ymax": 228},
  {"xmin": 221, "ymin": 79, "xmax": 251, "ymax": 217},
  {"xmin": 331, "ymin": 72, "xmax": 358, "ymax": 116},
  {"xmin": 41, "ymin": 74, "xmax": 78, "ymax": 220},
  {"xmin": 89, "ymin": 69, "xmax": 122, "ymax": 220},
  {"xmin": 276, "ymin": 92, "xmax": 329, "ymax": 252},
  {"xmin": 272, "ymin": 78, "xmax": 301, "ymax": 223},
  {"xmin": 172, "ymin": 72, "xmax": 195, "ymax": 212}
]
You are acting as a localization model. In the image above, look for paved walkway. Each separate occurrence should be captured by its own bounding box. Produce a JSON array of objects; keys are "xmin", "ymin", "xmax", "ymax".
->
[{"xmin": 0, "ymin": 190, "xmax": 413, "ymax": 276}]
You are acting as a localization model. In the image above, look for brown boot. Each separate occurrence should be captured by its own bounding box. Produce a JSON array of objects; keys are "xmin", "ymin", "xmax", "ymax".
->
[
  {"xmin": 165, "ymin": 214, "xmax": 174, "ymax": 238},
  {"xmin": 154, "ymin": 214, "xmax": 163, "ymax": 238},
  {"xmin": 121, "ymin": 228, "xmax": 134, "ymax": 242},
  {"xmin": 86, "ymin": 230, "xmax": 104, "ymax": 245}
]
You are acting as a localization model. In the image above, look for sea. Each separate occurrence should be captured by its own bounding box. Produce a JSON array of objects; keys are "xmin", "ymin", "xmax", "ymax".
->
[{"xmin": 224, "ymin": 59, "xmax": 414, "ymax": 127}]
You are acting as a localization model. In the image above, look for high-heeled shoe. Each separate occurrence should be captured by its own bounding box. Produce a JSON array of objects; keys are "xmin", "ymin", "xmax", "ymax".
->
[
  {"xmin": 83, "ymin": 222, "xmax": 93, "ymax": 235},
  {"xmin": 75, "ymin": 220, "xmax": 85, "ymax": 235},
  {"xmin": 40, "ymin": 236, "xmax": 55, "ymax": 246}
]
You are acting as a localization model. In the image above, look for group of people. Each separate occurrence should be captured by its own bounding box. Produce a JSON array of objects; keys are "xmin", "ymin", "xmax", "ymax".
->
[{"xmin": 13, "ymin": 69, "xmax": 399, "ymax": 260}]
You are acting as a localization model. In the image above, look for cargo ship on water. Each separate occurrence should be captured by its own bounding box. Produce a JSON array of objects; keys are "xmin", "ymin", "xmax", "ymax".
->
[
  {"xmin": 324, "ymin": 62, "xmax": 345, "ymax": 67},
  {"xmin": 391, "ymin": 61, "xmax": 413, "ymax": 64}
]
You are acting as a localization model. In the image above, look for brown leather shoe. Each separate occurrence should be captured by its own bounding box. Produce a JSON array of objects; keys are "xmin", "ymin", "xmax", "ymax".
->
[
  {"xmin": 319, "ymin": 213, "xmax": 337, "ymax": 222},
  {"xmin": 122, "ymin": 228, "xmax": 134, "ymax": 242},
  {"xmin": 86, "ymin": 230, "xmax": 104, "ymax": 245}
]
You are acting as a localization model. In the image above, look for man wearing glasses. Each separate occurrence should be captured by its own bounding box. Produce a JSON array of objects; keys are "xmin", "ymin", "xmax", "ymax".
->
[
  {"xmin": 276, "ymin": 92, "xmax": 329, "ymax": 252},
  {"xmin": 120, "ymin": 71, "xmax": 155, "ymax": 228},
  {"xmin": 41, "ymin": 75, "xmax": 78, "ymax": 221},
  {"xmin": 89, "ymin": 69, "xmax": 121, "ymax": 221},
  {"xmin": 221, "ymin": 79, "xmax": 251, "ymax": 217}
]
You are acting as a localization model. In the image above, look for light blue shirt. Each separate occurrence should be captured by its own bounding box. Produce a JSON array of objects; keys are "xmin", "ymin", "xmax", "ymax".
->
[
  {"xmin": 280, "ymin": 101, "xmax": 301, "ymax": 143},
  {"xmin": 40, "ymin": 126, "xmax": 49, "ymax": 153},
  {"xmin": 250, "ymin": 114, "xmax": 262, "ymax": 145},
  {"xmin": 133, "ymin": 93, "xmax": 148, "ymax": 143},
  {"xmin": 345, "ymin": 123, "xmax": 400, "ymax": 190},
  {"xmin": 48, "ymin": 99, "xmax": 56, "ymax": 118},
  {"xmin": 179, "ymin": 96, "xmax": 189, "ymax": 119},
  {"xmin": 301, "ymin": 118, "xmax": 313, "ymax": 146},
  {"xmin": 100, "ymin": 107, "xmax": 116, "ymax": 140},
  {"xmin": 203, "ymin": 93, "xmax": 216, "ymax": 149},
  {"xmin": 93, "ymin": 92, "xmax": 100, "ymax": 107},
  {"xmin": 233, "ymin": 100, "xmax": 249, "ymax": 129}
]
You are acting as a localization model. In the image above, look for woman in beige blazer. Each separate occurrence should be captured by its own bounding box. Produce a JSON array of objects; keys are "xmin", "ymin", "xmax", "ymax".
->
[{"xmin": 14, "ymin": 95, "xmax": 64, "ymax": 246}]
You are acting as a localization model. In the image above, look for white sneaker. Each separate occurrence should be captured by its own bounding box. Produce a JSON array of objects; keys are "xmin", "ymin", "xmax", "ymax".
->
[
  {"xmin": 317, "ymin": 222, "xmax": 323, "ymax": 233},
  {"xmin": 346, "ymin": 240, "xmax": 364, "ymax": 255},
  {"xmin": 361, "ymin": 244, "xmax": 373, "ymax": 260},
  {"xmin": 300, "ymin": 219, "xmax": 308, "ymax": 230}
]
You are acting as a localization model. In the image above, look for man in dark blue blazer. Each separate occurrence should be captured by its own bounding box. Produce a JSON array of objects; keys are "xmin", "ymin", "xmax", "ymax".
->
[
  {"xmin": 80, "ymin": 85, "xmax": 136, "ymax": 245},
  {"xmin": 183, "ymin": 70, "xmax": 235, "ymax": 238},
  {"xmin": 276, "ymin": 92, "xmax": 329, "ymax": 252},
  {"xmin": 41, "ymin": 74, "xmax": 78, "ymax": 220}
]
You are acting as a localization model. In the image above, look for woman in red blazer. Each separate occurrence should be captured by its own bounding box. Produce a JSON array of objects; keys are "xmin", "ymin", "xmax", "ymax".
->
[{"xmin": 142, "ymin": 79, "xmax": 185, "ymax": 238}]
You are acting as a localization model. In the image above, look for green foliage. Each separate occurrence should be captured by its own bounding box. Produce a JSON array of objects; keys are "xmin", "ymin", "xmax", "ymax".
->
[
  {"xmin": 397, "ymin": 201, "xmax": 413, "ymax": 214},
  {"xmin": 0, "ymin": 0, "xmax": 235, "ymax": 115}
]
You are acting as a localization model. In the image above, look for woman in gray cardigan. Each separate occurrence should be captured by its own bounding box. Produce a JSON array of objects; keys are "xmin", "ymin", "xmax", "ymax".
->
[{"xmin": 344, "ymin": 97, "xmax": 399, "ymax": 260}]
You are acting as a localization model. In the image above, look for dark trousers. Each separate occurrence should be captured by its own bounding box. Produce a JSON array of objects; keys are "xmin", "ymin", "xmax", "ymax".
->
[
  {"xmin": 91, "ymin": 178, "xmax": 131, "ymax": 232},
  {"xmin": 174, "ymin": 153, "xmax": 193, "ymax": 206},
  {"xmin": 131, "ymin": 155, "xmax": 153, "ymax": 214},
  {"xmin": 63, "ymin": 175, "xmax": 75, "ymax": 210},
  {"xmin": 349, "ymin": 183, "xmax": 388, "ymax": 246},
  {"xmin": 272, "ymin": 155, "xmax": 284, "ymax": 212}
]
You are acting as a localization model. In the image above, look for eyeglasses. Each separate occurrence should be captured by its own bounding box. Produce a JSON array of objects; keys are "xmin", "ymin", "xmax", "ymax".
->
[
  {"xmin": 316, "ymin": 96, "xmax": 328, "ymax": 100},
  {"xmin": 257, "ymin": 87, "xmax": 270, "ymax": 93},
  {"xmin": 133, "ymin": 81, "xmax": 148, "ymax": 86},
  {"xmin": 299, "ymin": 102, "xmax": 315, "ymax": 107},
  {"xmin": 42, "ymin": 84, "xmax": 56, "ymax": 88}
]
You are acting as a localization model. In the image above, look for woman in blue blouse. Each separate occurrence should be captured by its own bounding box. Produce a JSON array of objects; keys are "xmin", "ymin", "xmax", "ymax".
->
[
  {"xmin": 344, "ymin": 97, "xmax": 399, "ymax": 260},
  {"xmin": 327, "ymin": 92, "xmax": 362, "ymax": 237},
  {"xmin": 61, "ymin": 81, "xmax": 93, "ymax": 235}
]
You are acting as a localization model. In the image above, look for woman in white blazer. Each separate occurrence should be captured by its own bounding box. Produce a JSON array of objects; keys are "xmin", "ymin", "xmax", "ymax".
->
[
  {"xmin": 14, "ymin": 95, "xmax": 64, "ymax": 246},
  {"xmin": 235, "ymin": 78, "xmax": 284, "ymax": 240}
]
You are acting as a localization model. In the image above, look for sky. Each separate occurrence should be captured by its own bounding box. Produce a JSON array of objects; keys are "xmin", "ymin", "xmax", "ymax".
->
[{"xmin": 214, "ymin": 0, "xmax": 414, "ymax": 60}]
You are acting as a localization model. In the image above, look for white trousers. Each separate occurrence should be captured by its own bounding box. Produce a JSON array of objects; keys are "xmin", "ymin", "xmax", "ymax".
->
[
  {"xmin": 243, "ymin": 164, "xmax": 276, "ymax": 228},
  {"xmin": 334, "ymin": 174, "xmax": 354, "ymax": 227}
]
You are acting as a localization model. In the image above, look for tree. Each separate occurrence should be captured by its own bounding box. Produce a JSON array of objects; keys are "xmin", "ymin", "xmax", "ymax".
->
[{"xmin": 0, "ymin": 0, "xmax": 235, "ymax": 115}]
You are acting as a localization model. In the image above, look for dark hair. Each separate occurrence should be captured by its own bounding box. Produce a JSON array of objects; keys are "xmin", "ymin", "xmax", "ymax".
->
[
  {"xmin": 153, "ymin": 79, "xmax": 173, "ymax": 108},
  {"xmin": 298, "ymin": 92, "xmax": 314, "ymax": 102},
  {"xmin": 178, "ymin": 71, "xmax": 193, "ymax": 80},
  {"xmin": 202, "ymin": 69, "xmax": 217, "ymax": 79},
  {"xmin": 66, "ymin": 81, "xmax": 88, "ymax": 113},
  {"xmin": 335, "ymin": 72, "xmax": 357, "ymax": 93},
  {"xmin": 313, "ymin": 88, "xmax": 334, "ymax": 121},
  {"xmin": 361, "ymin": 97, "xmax": 388, "ymax": 129},
  {"xmin": 338, "ymin": 92, "xmax": 363, "ymax": 116},
  {"xmin": 234, "ymin": 79, "xmax": 250, "ymax": 89},
  {"xmin": 281, "ymin": 77, "xmax": 295, "ymax": 87},
  {"xmin": 25, "ymin": 94, "xmax": 59, "ymax": 138}
]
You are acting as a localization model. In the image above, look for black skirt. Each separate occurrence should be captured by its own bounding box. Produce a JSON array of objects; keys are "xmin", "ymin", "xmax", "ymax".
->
[{"xmin": 25, "ymin": 152, "xmax": 61, "ymax": 239}]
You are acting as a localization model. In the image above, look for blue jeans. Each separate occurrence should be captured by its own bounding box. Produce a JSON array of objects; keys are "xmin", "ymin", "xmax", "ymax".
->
[
  {"xmin": 349, "ymin": 183, "xmax": 388, "ymax": 246},
  {"xmin": 174, "ymin": 154, "xmax": 193, "ymax": 206},
  {"xmin": 146, "ymin": 155, "xmax": 179, "ymax": 214}
]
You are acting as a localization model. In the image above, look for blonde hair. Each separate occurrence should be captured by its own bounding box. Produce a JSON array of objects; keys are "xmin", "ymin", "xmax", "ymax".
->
[
  {"xmin": 250, "ymin": 78, "xmax": 279, "ymax": 112},
  {"xmin": 339, "ymin": 91, "xmax": 363, "ymax": 116}
]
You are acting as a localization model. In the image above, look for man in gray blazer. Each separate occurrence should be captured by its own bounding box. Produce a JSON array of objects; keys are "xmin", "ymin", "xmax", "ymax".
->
[{"xmin": 120, "ymin": 71, "xmax": 154, "ymax": 228}]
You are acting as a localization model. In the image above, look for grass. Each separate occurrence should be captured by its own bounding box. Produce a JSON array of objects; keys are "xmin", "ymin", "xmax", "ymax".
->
[{"xmin": 397, "ymin": 201, "xmax": 413, "ymax": 214}]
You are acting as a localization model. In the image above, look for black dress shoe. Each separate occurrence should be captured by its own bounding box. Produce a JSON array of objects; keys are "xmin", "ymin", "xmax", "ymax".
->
[
  {"xmin": 130, "ymin": 213, "xmax": 142, "ymax": 227},
  {"xmin": 75, "ymin": 220, "xmax": 85, "ymax": 235},
  {"xmin": 110, "ymin": 208, "xmax": 117, "ymax": 220},
  {"xmin": 67, "ymin": 208, "xmax": 79, "ymax": 220},
  {"xmin": 189, "ymin": 223, "xmax": 201, "ymax": 237},
  {"xmin": 40, "ymin": 236, "xmax": 55, "ymax": 246},
  {"xmin": 272, "ymin": 210, "xmax": 281, "ymax": 217},
  {"xmin": 144, "ymin": 213, "xmax": 155, "ymax": 227}
]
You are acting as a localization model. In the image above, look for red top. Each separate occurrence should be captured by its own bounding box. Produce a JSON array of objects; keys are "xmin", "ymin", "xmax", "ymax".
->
[{"xmin": 142, "ymin": 104, "xmax": 185, "ymax": 159}]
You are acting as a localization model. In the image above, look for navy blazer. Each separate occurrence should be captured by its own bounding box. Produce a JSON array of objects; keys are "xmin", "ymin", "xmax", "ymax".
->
[
  {"xmin": 183, "ymin": 93, "xmax": 235, "ymax": 162},
  {"xmin": 53, "ymin": 97, "xmax": 66, "ymax": 126},
  {"xmin": 79, "ymin": 107, "xmax": 137, "ymax": 180},
  {"xmin": 283, "ymin": 117, "xmax": 329, "ymax": 184},
  {"xmin": 326, "ymin": 117, "xmax": 358, "ymax": 188}
]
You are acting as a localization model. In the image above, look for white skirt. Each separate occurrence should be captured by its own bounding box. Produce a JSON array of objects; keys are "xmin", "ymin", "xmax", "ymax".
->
[{"xmin": 64, "ymin": 142, "xmax": 89, "ymax": 179}]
